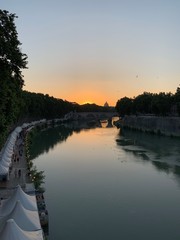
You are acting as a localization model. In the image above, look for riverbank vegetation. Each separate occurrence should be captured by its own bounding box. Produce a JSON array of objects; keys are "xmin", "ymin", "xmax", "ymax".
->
[
  {"xmin": 116, "ymin": 88, "xmax": 180, "ymax": 117},
  {"xmin": 0, "ymin": 10, "xmax": 27, "ymax": 147}
]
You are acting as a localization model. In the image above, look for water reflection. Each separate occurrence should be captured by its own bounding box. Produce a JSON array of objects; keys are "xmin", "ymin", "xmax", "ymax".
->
[
  {"xmin": 152, "ymin": 161, "xmax": 171, "ymax": 173},
  {"xmin": 116, "ymin": 128, "xmax": 180, "ymax": 177},
  {"xmin": 31, "ymin": 123, "xmax": 180, "ymax": 240},
  {"xmin": 29, "ymin": 119, "xmax": 119, "ymax": 160},
  {"xmin": 100, "ymin": 120, "xmax": 108, "ymax": 128},
  {"xmin": 29, "ymin": 125, "xmax": 74, "ymax": 160},
  {"xmin": 100, "ymin": 116, "xmax": 119, "ymax": 128},
  {"xmin": 29, "ymin": 122, "xmax": 105, "ymax": 160}
]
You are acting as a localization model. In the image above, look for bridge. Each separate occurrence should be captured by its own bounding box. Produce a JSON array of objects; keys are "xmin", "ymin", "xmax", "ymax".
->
[{"xmin": 64, "ymin": 111, "xmax": 119, "ymax": 121}]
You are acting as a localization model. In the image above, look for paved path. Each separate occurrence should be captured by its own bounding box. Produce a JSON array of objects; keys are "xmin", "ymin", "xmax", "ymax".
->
[
  {"xmin": 0, "ymin": 132, "xmax": 31, "ymax": 199},
  {"xmin": 0, "ymin": 127, "xmax": 49, "ymax": 239}
]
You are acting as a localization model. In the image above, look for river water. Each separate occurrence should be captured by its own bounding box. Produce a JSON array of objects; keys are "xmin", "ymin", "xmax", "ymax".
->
[{"xmin": 29, "ymin": 121, "xmax": 180, "ymax": 240}]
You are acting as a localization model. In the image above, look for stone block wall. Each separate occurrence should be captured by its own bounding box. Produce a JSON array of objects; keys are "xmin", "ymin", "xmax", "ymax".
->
[{"xmin": 122, "ymin": 116, "xmax": 180, "ymax": 137}]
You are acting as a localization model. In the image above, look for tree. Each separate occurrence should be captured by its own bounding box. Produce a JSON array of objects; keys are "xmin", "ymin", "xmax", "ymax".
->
[
  {"xmin": 151, "ymin": 92, "xmax": 172, "ymax": 116},
  {"xmin": 20, "ymin": 91, "xmax": 76, "ymax": 119},
  {"xmin": 0, "ymin": 10, "xmax": 27, "ymax": 146},
  {"xmin": 116, "ymin": 90, "xmax": 175, "ymax": 117},
  {"xmin": 115, "ymin": 97, "xmax": 133, "ymax": 116},
  {"xmin": 174, "ymin": 86, "xmax": 180, "ymax": 115},
  {"xmin": 133, "ymin": 92, "xmax": 153, "ymax": 114},
  {"xmin": 0, "ymin": 10, "xmax": 27, "ymax": 87}
]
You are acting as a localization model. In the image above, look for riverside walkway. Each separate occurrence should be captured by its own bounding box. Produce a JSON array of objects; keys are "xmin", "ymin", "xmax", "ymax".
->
[
  {"xmin": 0, "ymin": 121, "xmax": 49, "ymax": 239},
  {"xmin": 0, "ymin": 131, "xmax": 30, "ymax": 199}
]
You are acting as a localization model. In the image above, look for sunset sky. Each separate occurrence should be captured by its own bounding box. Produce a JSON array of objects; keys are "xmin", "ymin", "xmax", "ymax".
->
[{"xmin": 1, "ymin": 0, "xmax": 180, "ymax": 106}]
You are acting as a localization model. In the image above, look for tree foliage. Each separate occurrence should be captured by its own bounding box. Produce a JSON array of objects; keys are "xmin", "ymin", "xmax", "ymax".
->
[
  {"xmin": 116, "ymin": 89, "xmax": 179, "ymax": 117},
  {"xmin": 20, "ymin": 91, "xmax": 76, "ymax": 119},
  {"xmin": 116, "ymin": 97, "xmax": 133, "ymax": 116},
  {"xmin": 75, "ymin": 103, "xmax": 114, "ymax": 112},
  {"xmin": 174, "ymin": 86, "xmax": 180, "ymax": 115},
  {"xmin": 20, "ymin": 91, "xmax": 114, "ymax": 120},
  {"xmin": 0, "ymin": 10, "xmax": 27, "ymax": 146},
  {"xmin": 133, "ymin": 92, "xmax": 153, "ymax": 114},
  {"xmin": 0, "ymin": 10, "xmax": 27, "ymax": 87}
]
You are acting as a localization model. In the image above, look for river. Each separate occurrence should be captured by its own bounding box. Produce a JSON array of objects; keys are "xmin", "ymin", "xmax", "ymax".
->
[{"xmin": 29, "ymin": 121, "xmax": 180, "ymax": 240}]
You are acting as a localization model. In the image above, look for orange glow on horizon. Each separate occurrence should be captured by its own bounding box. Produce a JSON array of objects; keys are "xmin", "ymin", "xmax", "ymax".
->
[
  {"xmin": 81, "ymin": 101, "xmax": 94, "ymax": 105},
  {"xmin": 64, "ymin": 92, "xmax": 113, "ymax": 107}
]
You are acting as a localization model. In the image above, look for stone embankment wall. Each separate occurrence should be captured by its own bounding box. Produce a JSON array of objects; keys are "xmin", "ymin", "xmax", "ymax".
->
[{"xmin": 118, "ymin": 116, "xmax": 180, "ymax": 137}]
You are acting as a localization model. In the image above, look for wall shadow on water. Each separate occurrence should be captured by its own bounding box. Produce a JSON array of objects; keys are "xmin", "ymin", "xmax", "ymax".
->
[
  {"xmin": 116, "ymin": 128, "xmax": 180, "ymax": 183},
  {"xmin": 29, "ymin": 122, "xmax": 99, "ymax": 160}
]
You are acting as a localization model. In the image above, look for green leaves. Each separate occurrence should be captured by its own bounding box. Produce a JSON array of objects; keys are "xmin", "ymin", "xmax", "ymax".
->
[
  {"xmin": 116, "ymin": 89, "xmax": 179, "ymax": 117},
  {"xmin": 0, "ymin": 10, "xmax": 27, "ymax": 87},
  {"xmin": 0, "ymin": 10, "xmax": 28, "ymax": 147}
]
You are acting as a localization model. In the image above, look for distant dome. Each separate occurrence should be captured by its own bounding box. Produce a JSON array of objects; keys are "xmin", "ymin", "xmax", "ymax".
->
[{"xmin": 104, "ymin": 102, "xmax": 109, "ymax": 107}]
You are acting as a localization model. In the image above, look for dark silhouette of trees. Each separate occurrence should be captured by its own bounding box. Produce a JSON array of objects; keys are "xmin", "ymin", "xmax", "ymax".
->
[
  {"xmin": 116, "ymin": 97, "xmax": 133, "ymax": 116},
  {"xmin": 151, "ymin": 92, "xmax": 172, "ymax": 116},
  {"xmin": 0, "ymin": 10, "xmax": 27, "ymax": 146},
  {"xmin": 20, "ymin": 91, "xmax": 76, "ymax": 119},
  {"xmin": 174, "ymin": 86, "xmax": 180, "ymax": 115},
  {"xmin": 133, "ymin": 92, "xmax": 153, "ymax": 114},
  {"xmin": 75, "ymin": 103, "xmax": 114, "ymax": 112},
  {"xmin": 116, "ymin": 89, "xmax": 179, "ymax": 117},
  {"xmin": 20, "ymin": 92, "xmax": 114, "ymax": 120}
]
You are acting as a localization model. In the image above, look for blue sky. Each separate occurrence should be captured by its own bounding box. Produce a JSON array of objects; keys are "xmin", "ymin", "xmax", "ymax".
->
[{"xmin": 1, "ymin": 0, "xmax": 180, "ymax": 105}]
